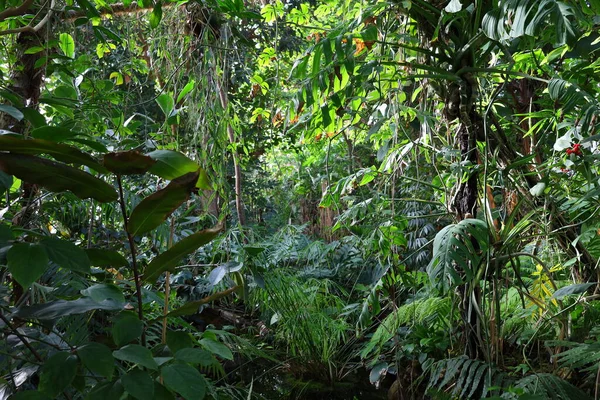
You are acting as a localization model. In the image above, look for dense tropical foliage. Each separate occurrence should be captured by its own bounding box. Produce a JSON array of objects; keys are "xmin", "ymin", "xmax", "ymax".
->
[{"xmin": 2, "ymin": 0, "xmax": 600, "ymax": 398}]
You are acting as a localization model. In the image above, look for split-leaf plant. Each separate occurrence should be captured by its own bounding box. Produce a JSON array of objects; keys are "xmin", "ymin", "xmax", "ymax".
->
[{"xmin": 0, "ymin": 133, "xmax": 236, "ymax": 399}]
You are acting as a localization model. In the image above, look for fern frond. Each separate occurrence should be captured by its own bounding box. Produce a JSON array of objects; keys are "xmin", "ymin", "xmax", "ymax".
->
[
  {"xmin": 426, "ymin": 356, "xmax": 505, "ymax": 399},
  {"xmin": 360, "ymin": 297, "xmax": 451, "ymax": 358},
  {"xmin": 516, "ymin": 373, "xmax": 592, "ymax": 400}
]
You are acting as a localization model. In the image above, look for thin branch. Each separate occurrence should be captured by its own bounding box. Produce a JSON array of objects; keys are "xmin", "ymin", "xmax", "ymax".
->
[{"xmin": 0, "ymin": 0, "xmax": 35, "ymax": 23}]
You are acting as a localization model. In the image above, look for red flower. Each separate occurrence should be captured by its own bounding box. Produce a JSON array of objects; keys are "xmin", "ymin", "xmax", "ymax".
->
[{"xmin": 566, "ymin": 143, "xmax": 582, "ymax": 156}]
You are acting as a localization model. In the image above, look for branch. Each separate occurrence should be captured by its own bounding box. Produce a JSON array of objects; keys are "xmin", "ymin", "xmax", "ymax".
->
[
  {"xmin": 0, "ymin": 0, "xmax": 55, "ymax": 37},
  {"xmin": 0, "ymin": 0, "xmax": 35, "ymax": 23}
]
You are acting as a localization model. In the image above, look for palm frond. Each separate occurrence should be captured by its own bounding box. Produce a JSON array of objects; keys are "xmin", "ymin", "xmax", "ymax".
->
[{"xmin": 516, "ymin": 373, "xmax": 592, "ymax": 400}]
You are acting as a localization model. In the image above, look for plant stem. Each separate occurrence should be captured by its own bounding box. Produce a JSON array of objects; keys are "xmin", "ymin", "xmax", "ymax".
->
[
  {"xmin": 116, "ymin": 175, "xmax": 146, "ymax": 346},
  {"xmin": 162, "ymin": 218, "xmax": 175, "ymax": 344},
  {"xmin": 0, "ymin": 311, "xmax": 43, "ymax": 362}
]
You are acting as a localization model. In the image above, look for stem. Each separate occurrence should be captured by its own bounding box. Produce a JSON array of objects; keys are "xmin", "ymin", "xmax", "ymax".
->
[
  {"xmin": 116, "ymin": 175, "xmax": 146, "ymax": 346},
  {"xmin": 162, "ymin": 219, "xmax": 175, "ymax": 344},
  {"xmin": 0, "ymin": 311, "xmax": 43, "ymax": 362}
]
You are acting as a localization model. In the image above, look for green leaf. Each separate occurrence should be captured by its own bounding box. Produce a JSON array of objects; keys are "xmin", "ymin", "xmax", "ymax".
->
[
  {"xmin": 85, "ymin": 248, "xmax": 129, "ymax": 268},
  {"xmin": 0, "ymin": 104, "xmax": 24, "ymax": 121},
  {"xmin": 552, "ymin": 283, "xmax": 596, "ymax": 299},
  {"xmin": 154, "ymin": 382, "xmax": 176, "ymax": 400},
  {"xmin": 81, "ymin": 283, "xmax": 125, "ymax": 303},
  {"xmin": 166, "ymin": 330, "xmax": 194, "ymax": 354},
  {"xmin": 112, "ymin": 311, "xmax": 143, "ymax": 346},
  {"xmin": 128, "ymin": 171, "xmax": 199, "ymax": 236},
  {"xmin": 144, "ymin": 225, "xmax": 222, "ymax": 282},
  {"xmin": 113, "ymin": 344, "xmax": 158, "ymax": 370},
  {"xmin": 0, "ymin": 171, "xmax": 13, "ymax": 194},
  {"xmin": 85, "ymin": 380, "xmax": 124, "ymax": 400},
  {"xmin": 147, "ymin": 150, "xmax": 210, "ymax": 189},
  {"xmin": 121, "ymin": 368, "xmax": 154, "ymax": 400},
  {"xmin": 7, "ymin": 243, "xmax": 48, "ymax": 288},
  {"xmin": 175, "ymin": 348, "xmax": 214, "ymax": 366},
  {"xmin": 176, "ymin": 80, "xmax": 195, "ymax": 103},
  {"xmin": 59, "ymin": 33, "xmax": 75, "ymax": 58},
  {"xmin": 102, "ymin": 151, "xmax": 157, "ymax": 175},
  {"xmin": 13, "ymin": 298, "xmax": 124, "ymax": 319},
  {"xmin": 77, "ymin": 342, "xmax": 115, "ymax": 379},
  {"xmin": 39, "ymin": 237, "xmax": 90, "ymax": 273},
  {"xmin": 0, "ymin": 135, "xmax": 107, "ymax": 173},
  {"xmin": 39, "ymin": 352, "xmax": 78, "ymax": 397},
  {"xmin": 0, "ymin": 154, "xmax": 118, "ymax": 203},
  {"xmin": 200, "ymin": 338, "xmax": 233, "ymax": 360},
  {"xmin": 30, "ymin": 126, "xmax": 79, "ymax": 142},
  {"xmin": 21, "ymin": 107, "xmax": 46, "ymax": 128},
  {"xmin": 161, "ymin": 363, "xmax": 206, "ymax": 400},
  {"xmin": 156, "ymin": 94, "xmax": 174, "ymax": 118},
  {"xmin": 149, "ymin": 2, "xmax": 162, "ymax": 29}
]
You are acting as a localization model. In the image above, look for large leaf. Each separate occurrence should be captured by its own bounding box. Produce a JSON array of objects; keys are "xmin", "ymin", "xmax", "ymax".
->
[
  {"xmin": 7, "ymin": 243, "xmax": 48, "ymax": 288},
  {"xmin": 144, "ymin": 225, "xmax": 222, "ymax": 282},
  {"xmin": 77, "ymin": 343, "xmax": 115, "ymax": 379},
  {"xmin": 174, "ymin": 348, "xmax": 214, "ymax": 366},
  {"xmin": 0, "ymin": 134, "xmax": 107, "ymax": 173},
  {"xmin": 85, "ymin": 248, "xmax": 129, "ymax": 268},
  {"xmin": 127, "ymin": 171, "xmax": 199, "ymax": 236},
  {"xmin": 552, "ymin": 283, "xmax": 596, "ymax": 299},
  {"xmin": 199, "ymin": 338, "xmax": 233, "ymax": 360},
  {"xmin": 166, "ymin": 330, "xmax": 194, "ymax": 354},
  {"xmin": 112, "ymin": 311, "xmax": 144, "ymax": 346},
  {"xmin": 0, "ymin": 104, "xmax": 24, "ymax": 120},
  {"xmin": 102, "ymin": 151, "xmax": 157, "ymax": 175},
  {"xmin": 0, "ymin": 154, "xmax": 118, "ymax": 202},
  {"xmin": 147, "ymin": 150, "xmax": 210, "ymax": 189},
  {"xmin": 39, "ymin": 237, "xmax": 90, "ymax": 273},
  {"xmin": 482, "ymin": 0, "xmax": 578, "ymax": 46},
  {"xmin": 161, "ymin": 363, "xmax": 206, "ymax": 400},
  {"xmin": 113, "ymin": 344, "xmax": 158, "ymax": 370},
  {"xmin": 427, "ymin": 219, "xmax": 490, "ymax": 293},
  {"xmin": 39, "ymin": 352, "xmax": 78, "ymax": 397},
  {"xmin": 121, "ymin": 368, "xmax": 154, "ymax": 400},
  {"xmin": 30, "ymin": 126, "xmax": 79, "ymax": 142},
  {"xmin": 12, "ymin": 298, "xmax": 124, "ymax": 320},
  {"xmin": 81, "ymin": 283, "xmax": 125, "ymax": 303}
]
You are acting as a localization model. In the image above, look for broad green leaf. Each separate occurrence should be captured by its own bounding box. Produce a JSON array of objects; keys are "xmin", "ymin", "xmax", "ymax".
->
[
  {"xmin": 85, "ymin": 380, "xmax": 124, "ymax": 400},
  {"xmin": 0, "ymin": 134, "xmax": 107, "ymax": 173},
  {"xmin": 161, "ymin": 363, "xmax": 206, "ymax": 400},
  {"xmin": 0, "ymin": 225, "xmax": 11, "ymax": 247},
  {"xmin": 7, "ymin": 243, "xmax": 48, "ymax": 288},
  {"xmin": 59, "ymin": 33, "xmax": 75, "ymax": 58},
  {"xmin": 552, "ymin": 283, "xmax": 596, "ymax": 299},
  {"xmin": 149, "ymin": 2, "xmax": 162, "ymax": 29},
  {"xmin": 85, "ymin": 248, "xmax": 129, "ymax": 268},
  {"xmin": 30, "ymin": 126, "xmax": 79, "ymax": 142},
  {"xmin": 0, "ymin": 171, "xmax": 12, "ymax": 193},
  {"xmin": 144, "ymin": 225, "xmax": 222, "ymax": 282},
  {"xmin": 166, "ymin": 330, "xmax": 194, "ymax": 354},
  {"xmin": 147, "ymin": 150, "xmax": 210, "ymax": 189},
  {"xmin": 199, "ymin": 338, "xmax": 233, "ymax": 360},
  {"xmin": 113, "ymin": 344, "xmax": 158, "ymax": 370},
  {"xmin": 112, "ymin": 311, "xmax": 143, "ymax": 346},
  {"xmin": 81, "ymin": 283, "xmax": 125, "ymax": 303},
  {"xmin": 121, "ymin": 368, "xmax": 154, "ymax": 400},
  {"xmin": 39, "ymin": 237, "xmax": 90, "ymax": 273},
  {"xmin": 13, "ymin": 298, "xmax": 124, "ymax": 319},
  {"xmin": 77, "ymin": 343, "xmax": 115, "ymax": 379},
  {"xmin": 154, "ymin": 382, "xmax": 176, "ymax": 400},
  {"xmin": 0, "ymin": 154, "xmax": 118, "ymax": 202},
  {"xmin": 0, "ymin": 104, "xmax": 23, "ymax": 121},
  {"xmin": 156, "ymin": 94, "xmax": 174, "ymax": 118},
  {"xmin": 102, "ymin": 151, "xmax": 157, "ymax": 175},
  {"xmin": 177, "ymin": 80, "xmax": 195, "ymax": 103},
  {"xmin": 128, "ymin": 170, "xmax": 199, "ymax": 236},
  {"xmin": 174, "ymin": 348, "xmax": 214, "ymax": 366},
  {"xmin": 39, "ymin": 352, "xmax": 78, "ymax": 397}
]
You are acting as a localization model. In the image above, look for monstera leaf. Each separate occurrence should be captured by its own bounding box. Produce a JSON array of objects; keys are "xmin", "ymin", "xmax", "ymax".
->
[{"xmin": 427, "ymin": 219, "xmax": 490, "ymax": 293}]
